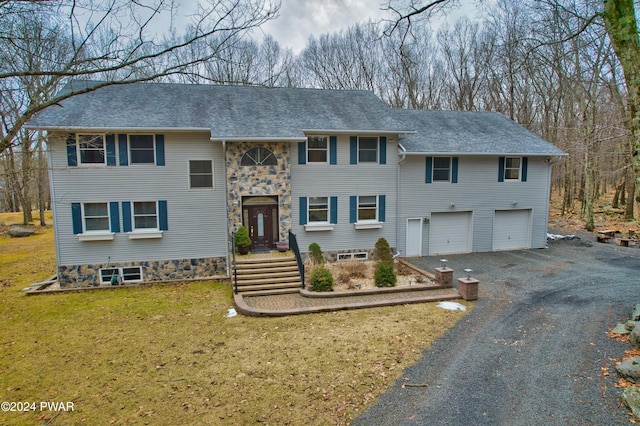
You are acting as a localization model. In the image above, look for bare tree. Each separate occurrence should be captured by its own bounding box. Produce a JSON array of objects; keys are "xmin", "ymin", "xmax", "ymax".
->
[
  {"xmin": 0, "ymin": 0, "xmax": 279, "ymax": 155},
  {"xmin": 0, "ymin": 0, "xmax": 278, "ymax": 222}
]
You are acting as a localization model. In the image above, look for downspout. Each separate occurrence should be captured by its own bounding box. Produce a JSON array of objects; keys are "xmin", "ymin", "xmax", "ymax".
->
[
  {"xmin": 543, "ymin": 156, "xmax": 563, "ymax": 247},
  {"xmin": 222, "ymin": 139, "xmax": 230, "ymax": 277},
  {"xmin": 396, "ymin": 140, "xmax": 407, "ymax": 257},
  {"xmin": 47, "ymin": 131, "xmax": 62, "ymax": 274}
]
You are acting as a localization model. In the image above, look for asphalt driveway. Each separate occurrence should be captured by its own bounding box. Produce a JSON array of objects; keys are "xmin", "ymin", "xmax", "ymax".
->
[{"xmin": 352, "ymin": 232, "xmax": 639, "ymax": 425}]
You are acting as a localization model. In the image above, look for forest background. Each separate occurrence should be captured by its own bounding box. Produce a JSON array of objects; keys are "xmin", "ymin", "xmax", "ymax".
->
[{"xmin": 1, "ymin": 0, "xmax": 639, "ymax": 231}]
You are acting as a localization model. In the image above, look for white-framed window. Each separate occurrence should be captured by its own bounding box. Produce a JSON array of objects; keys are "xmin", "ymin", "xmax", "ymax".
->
[
  {"xmin": 129, "ymin": 135, "xmax": 156, "ymax": 164},
  {"xmin": 99, "ymin": 266, "xmax": 143, "ymax": 284},
  {"xmin": 433, "ymin": 157, "xmax": 451, "ymax": 182},
  {"xmin": 240, "ymin": 147, "xmax": 277, "ymax": 166},
  {"xmin": 308, "ymin": 197, "xmax": 329, "ymax": 223},
  {"xmin": 351, "ymin": 195, "xmax": 384, "ymax": 229},
  {"xmin": 78, "ymin": 134, "xmax": 106, "ymax": 164},
  {"xmin": 505, "ymin": 157, "xmax": 521, "ymax": 180},
  {"xmin": 307, "ymin": 136, "xmax": 328, "ymax": 163},
  {"xmin": 133, "ymin": 201, "xmax": 158, "ymax": 230},
  {"xmin": 358, "ymin": 136, "xmax": 378, "ymax": 163},
  {"xmin": 337, "ymin": 252, "xmax": 369, "ymax": 261},
  {"xmin": 83, "ymin": 202, "xmax": 110, "ymax": 232},
  {"xmin": 358, "ymin": 195, "xmax": 378, "ymax": 221},
  {"xmin": 189, "ymin": 160, "xmax": 214, "ymax": 189}
]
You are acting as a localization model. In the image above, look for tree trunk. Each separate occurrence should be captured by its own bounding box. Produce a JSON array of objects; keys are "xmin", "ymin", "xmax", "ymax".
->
[
  {"xmin": 612, "ymin": 180, "xmax": 624, "ymax": 208},
  {"xmin": 603, "ymin": 0, "xmax": 640, "ymax": 222},
  {"xmin": 626, "ymin": 163, "xmax": 636, "ymax": 219}
]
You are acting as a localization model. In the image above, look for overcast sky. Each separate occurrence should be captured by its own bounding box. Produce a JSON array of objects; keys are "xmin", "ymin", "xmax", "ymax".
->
[{"xmin": 259, "ymin": 0, "xmax": 485, "ymax": 53}]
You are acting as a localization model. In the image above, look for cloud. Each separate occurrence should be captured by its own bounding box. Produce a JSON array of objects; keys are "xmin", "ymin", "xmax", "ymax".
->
[{"xmin": 261, "ymin": 0, "xmax": 391, "ymax": 53}]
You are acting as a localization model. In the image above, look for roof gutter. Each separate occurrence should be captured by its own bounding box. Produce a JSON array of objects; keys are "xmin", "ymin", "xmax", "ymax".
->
[
  {"xmin": 401, "ymin": 151, "xmax": 569, "ymax": 157},
  {"xmin": 24, "ymin": 125, "xmax": 212, "ymax": 133},
  {"xmin": 210, "ymin": 136, "xmax": 306, "ymax": 142},
  {"xmin": 301, "ymin": 129, "xmax": 417, "ymax": 135}
]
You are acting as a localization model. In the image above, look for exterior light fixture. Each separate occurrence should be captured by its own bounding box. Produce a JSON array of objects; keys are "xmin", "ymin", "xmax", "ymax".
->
[
  {"xmin": 440, "ymin": 259, "xmax": 448, "ymax": 268},
  {"xmin": 464, "ymin": 268, "xmax": 473, "ymax": 279},
  {"xmin": 450, "ymin": 202, "xmax": 455, "ymax": 208},
  {"xmin": 512, "ymin": 201, "xmax": 518, "ymax": 206}
]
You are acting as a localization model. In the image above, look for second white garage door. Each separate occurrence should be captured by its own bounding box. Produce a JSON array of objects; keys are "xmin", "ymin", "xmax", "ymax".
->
[
  {"xmin": 429, "ymin": 211, "xmax": 472, "ymax": 255},
  {"xmin": 493, "ymin": 209, "xmax": 532, "ymax": 250}
]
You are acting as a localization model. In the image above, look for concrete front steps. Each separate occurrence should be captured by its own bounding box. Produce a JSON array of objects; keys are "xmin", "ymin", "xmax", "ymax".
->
[{"xmin": 233, "ymin": 255, "xmax": 303, "ymax": 295}]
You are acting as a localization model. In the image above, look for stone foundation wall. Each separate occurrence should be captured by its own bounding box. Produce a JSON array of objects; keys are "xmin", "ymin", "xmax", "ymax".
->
[{"xmin": 58, "ymin": 256, "xmax": 228, "ymax": 288}]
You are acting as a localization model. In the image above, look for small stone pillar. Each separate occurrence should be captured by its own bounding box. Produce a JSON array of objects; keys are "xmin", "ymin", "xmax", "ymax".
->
[
  {"xmin": 458, "ymin": 277, "xmax": 479, "ymax": 301},
  {"xmin": 435, "ymin": 267, "xmax": 453, "ymax": 288}
]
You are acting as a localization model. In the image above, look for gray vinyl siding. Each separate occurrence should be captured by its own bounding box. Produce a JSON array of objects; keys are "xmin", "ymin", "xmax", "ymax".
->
[
  {"xmin": 290, "ymin": 135, "xmax": 398, "ymax": 253},
  {"xmin": 398, "ymin": 155, "xmax": 551, "ymax": 256},
  {"xmin": 48, "ymin": 131, "xmax": 228, "ymax": 266}
]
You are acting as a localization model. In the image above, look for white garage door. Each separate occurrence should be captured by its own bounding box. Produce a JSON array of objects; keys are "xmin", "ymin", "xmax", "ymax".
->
[
  {"xmin": 430, "ymin": 212, "xmax": 472, "ymax": 255},
  {"xmin": 493, "ymin": 210, "xmax": 532, "ymax": 250}
]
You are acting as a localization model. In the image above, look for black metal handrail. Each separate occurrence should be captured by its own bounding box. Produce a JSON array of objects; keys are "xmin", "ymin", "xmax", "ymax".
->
[
  {"xmin": 231, "ymin": 231, "xmax": 238, "ymax": 294},
  {"xmin": 288, "ymin": 230, "xmax": 305, "ymax": 288}
]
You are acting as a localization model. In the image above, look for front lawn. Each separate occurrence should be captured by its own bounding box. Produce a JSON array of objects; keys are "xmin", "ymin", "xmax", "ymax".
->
[{"xmin": 0, "ymin": 211, "xmax": 470, "ymax": 425}]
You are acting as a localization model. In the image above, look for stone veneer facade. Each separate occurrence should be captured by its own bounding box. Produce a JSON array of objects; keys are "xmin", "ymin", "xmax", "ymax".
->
[
  {"xmin": 58, "ymin": 257, "xmax": 227, "ymax": 288},
  {"xmin": 225, "ymin": 141, "xmax": 292, "ymax": 242}
]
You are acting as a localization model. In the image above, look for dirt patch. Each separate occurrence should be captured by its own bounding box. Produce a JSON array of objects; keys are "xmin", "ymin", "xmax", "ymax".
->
[{"xmin": 309, "ymin": 260, "xmax": 434, "ymax": 291}]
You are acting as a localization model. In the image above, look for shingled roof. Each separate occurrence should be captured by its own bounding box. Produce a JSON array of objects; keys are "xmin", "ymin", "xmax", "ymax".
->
[
  {"xmin": 397, "ymin": 109, "xmax": 566, "ymax": 156},
  {"xmin": 28, "ymin": 81, "xmax": 565, "ymax": 156},
  {"xmin": 27, "ymin": 81, "xmax": 412, "ymax": 139}
]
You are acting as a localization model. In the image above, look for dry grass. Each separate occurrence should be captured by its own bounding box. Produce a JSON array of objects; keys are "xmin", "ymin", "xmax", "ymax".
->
[{"xmin": 0, "ymin": 211, "xmax": 470, "ymax": 425}]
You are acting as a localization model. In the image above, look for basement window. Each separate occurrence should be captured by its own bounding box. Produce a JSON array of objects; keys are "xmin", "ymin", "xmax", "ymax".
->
[
  {"xmin": 336, "ymin": 252, "xmax": 369, "ymax": 261},
  {"xmin": 99, "ymin": 266, "xmax": 143, "ymax": 284}
]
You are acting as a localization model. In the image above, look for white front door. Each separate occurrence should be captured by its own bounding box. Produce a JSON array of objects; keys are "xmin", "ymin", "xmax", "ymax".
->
[{"xmin": 406, "ymin": 218, "xmax": 422, "ymax": 257}]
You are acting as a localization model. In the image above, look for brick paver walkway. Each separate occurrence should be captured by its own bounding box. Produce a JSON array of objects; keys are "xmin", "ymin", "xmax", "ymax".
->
[{"xmin": 234, "ymin": 287, "xmax": 462, "ymax": 316}]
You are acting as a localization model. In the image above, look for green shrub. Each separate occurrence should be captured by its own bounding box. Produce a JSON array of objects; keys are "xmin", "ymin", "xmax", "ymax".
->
[
  {"xmin": 374, "ymin": 263, "xmax": 397, "ymax": 287},
  {"xmin": 374, "ymin": 237, "xmax": 393, "ymax": 266},
  {"xmin": 309, "ymin": 266, "xmax": 334, "ymax": 292},
  {"xmin": 308, "ymin": 242, "xmax": 324, "ymax": 265},
  {"xmin": 234, "ymin": 226, "xmax": 251, "ymax": 247}
]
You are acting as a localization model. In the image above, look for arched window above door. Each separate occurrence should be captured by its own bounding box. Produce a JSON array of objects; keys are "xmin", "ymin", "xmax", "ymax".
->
[{"xmin": 240, "ymin": 147, "xmax": 277, "ymax": 166}]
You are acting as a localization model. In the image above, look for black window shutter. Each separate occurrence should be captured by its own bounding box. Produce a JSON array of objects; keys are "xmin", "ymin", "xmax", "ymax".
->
[
  {"xmin": 158, "ymin": 200, "xmax": 168, "ymax": 230},
  {"xmin": 71, "ymin": 203, "xmax": 82, "ymax": 234},
  {"xmin": 118, "ymin": 134, "xmax": 128, "ymax": 166},
  {"xmin": 299, "ymin": 197, "xmax": 307, "ymax": 225},
  {"xmin": 378, "ymin": 195, "xmax": 386, "ymax": 222},
  {"xmin": 350, "ymin": 137, "xmax": 358, "ymax": 165},
  {"xmin": 155, "ymin": 135, "xmax": 165, "ymax": 166},
  {"xmin": 298, "ymin": 141, "xmax": 306, "ymax": 165},
  {"xmin": 330, "ymin": 196, "xmax": 338, "ymax": 224},
  {"xmin": 106, "ymin": 134, "xmax": 116, "ymax": 166},
  {"xmin": 122, "ymin": 202, "xmax": 132, "ymax": 232},
  {"xmin": 379, "ymin": 137, "xmax": 387, "ymax": 165},
  {"xmin": 329, "ymin": 136, "xmax": 337, "ymax": 165},
  {"xmin": 498, "ymin": 157, "xmax": 505, "ymax": 182},
  {"xmin": 66, "ymin": 134, "xmax": 77, "ymax": 167},
  {"xmin": 349, "ymin": 196, "xmax": 357, "ymax": 223},
  {"xmin": 452, "ymin": 157, "xmax": 459, "ymax": 183},
  {"xmin": 109, "ymin": 202, "xmax": 120, "ymax": 233},
  {"xmin": 425, "ymin": 156, "xmax": 433, "ymax": 184},
  {"xmin": 522, "ymin": 157, "xmax": 528, "ymax": 182}
]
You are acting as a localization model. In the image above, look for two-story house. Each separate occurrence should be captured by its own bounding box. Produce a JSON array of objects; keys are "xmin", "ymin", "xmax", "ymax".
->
[{"xmin": 27, "ymin": 81, "xmax": 565, "ymax": 288}]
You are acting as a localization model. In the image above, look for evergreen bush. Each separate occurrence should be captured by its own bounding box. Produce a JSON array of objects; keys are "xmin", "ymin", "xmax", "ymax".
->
[
  {"xmin": 374, "ymin": 263, "xmax": 397, "ymax": 287},
  {"xmin": 374, "ymin": 237, "xmax": 393, "ymax": 266},
  {"xmin": 308, "ymin": 242, "xmax": 324, "ymax": 265},
  {"xmin": 234, "ymin": 226, "xmax": 251, "ymax": 249},
  {"xmin": 309, "ymin": 266, "xmax": 334, "ymax": 292}
]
